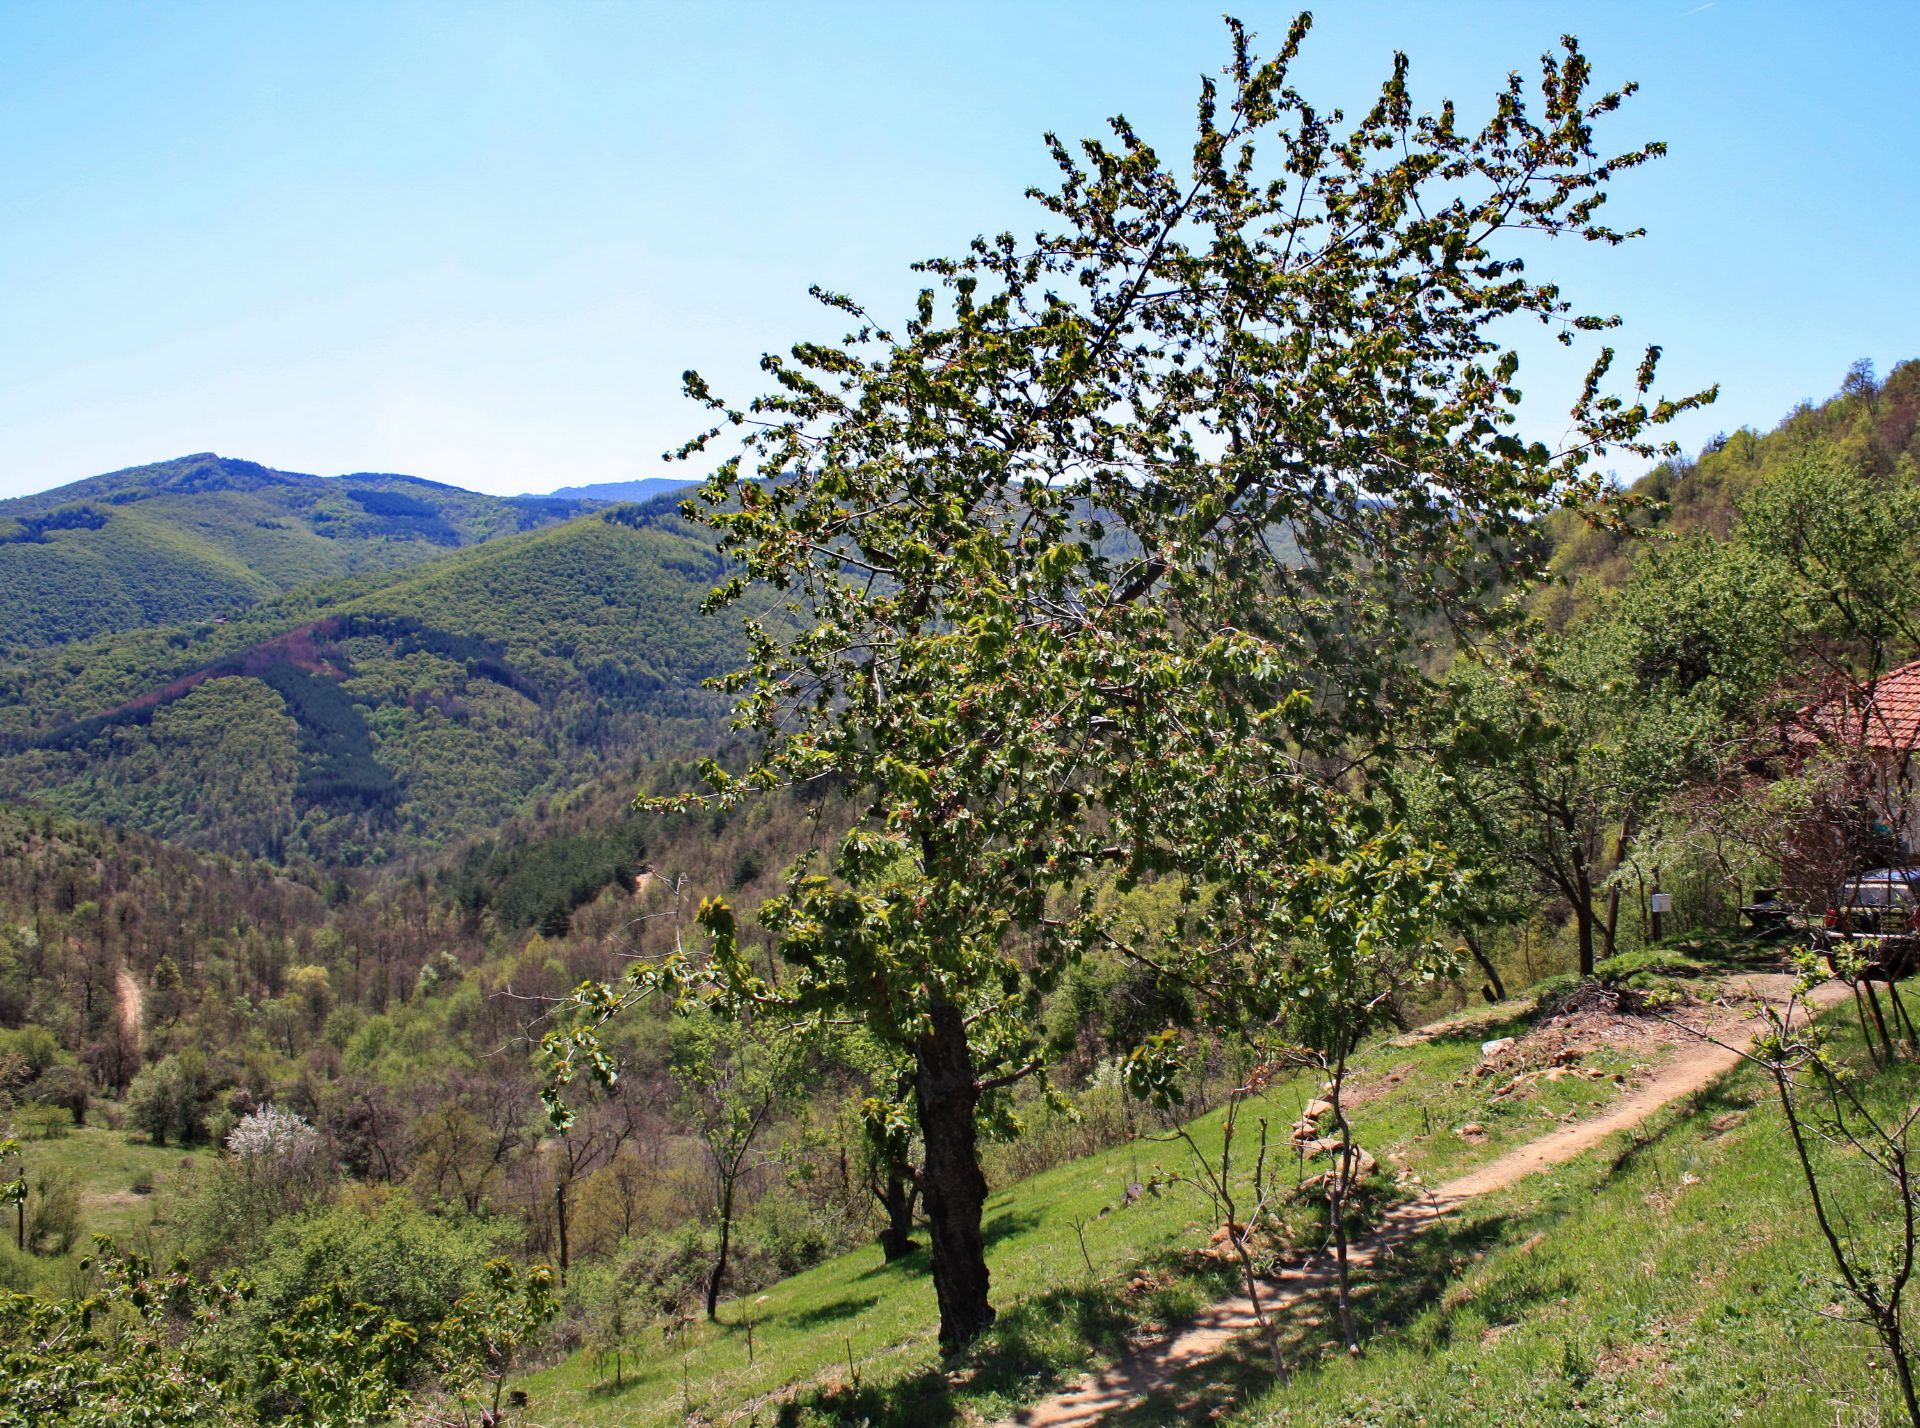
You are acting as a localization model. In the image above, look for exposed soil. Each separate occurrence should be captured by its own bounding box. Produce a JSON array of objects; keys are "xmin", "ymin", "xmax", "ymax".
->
[
  {"xmin": 996, "ymin": 972, "xmax": 1851, "ymax": 1428},
  {"xmin": 97, "ymin": 618, "xmax": 348, "ymax": 723},
  {"xmin": 116, "ymin": 965, "xmax": 144, "ymax": 1060}
]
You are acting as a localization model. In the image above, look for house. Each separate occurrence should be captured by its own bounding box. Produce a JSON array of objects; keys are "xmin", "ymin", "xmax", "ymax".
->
[{"xmin": 1783, "ymin": 657, "xmax": 1920, "ymax": 858}]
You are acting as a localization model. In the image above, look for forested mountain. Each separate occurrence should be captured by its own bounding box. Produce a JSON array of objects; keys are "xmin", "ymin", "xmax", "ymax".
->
[
  {"xmin": 537, "ymin": 477, "xmax": 694, "ymax": 504},
  {"xmin": 1538, "ymin": 357, "xmax": 1920, "ymax": 621},
  {"xmin": 0, "ymin": 498, "xmax": 740, "ymax": 864},
  {"xmin": 0, "ymin": 453, "xmax": 598, "ymax": 651}
]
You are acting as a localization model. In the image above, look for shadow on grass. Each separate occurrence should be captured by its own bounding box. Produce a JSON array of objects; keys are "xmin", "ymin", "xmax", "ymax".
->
[
  {"xmin": 1095, "ymin": 1207, "xmax": 1560, "ymax": 1428},
  {"xmin": 788, "ymin": 1293, "xmax": 880, "ymax": 1328},
  {"xmin": 1604, "ymin": 1076, "xmax": 1759, "ymax": 1181},
  {"xmin": 771, "ymin": 1256, "xmax": 1202, "ymax": 1428},
  {"xmin": 982, "ymin": 1205, "xmax": 1046, "ymax": 1246},
  {"xmin": 852, "ymin": 1244, "xmax": 932, "ymax": 1283}
]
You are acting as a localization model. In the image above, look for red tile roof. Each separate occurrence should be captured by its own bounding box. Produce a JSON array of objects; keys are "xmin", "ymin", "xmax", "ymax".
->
[{"xmin": 1793, "ymin": 658, "xmax": 1920, "ymax": 752}]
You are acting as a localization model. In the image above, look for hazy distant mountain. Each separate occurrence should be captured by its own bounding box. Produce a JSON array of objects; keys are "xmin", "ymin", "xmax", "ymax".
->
[
  {"xmin": 538, "ymin": 476, "xmax": 696, "ymax": 504},
  {"xmin": 0, "ymin": 454, "xmax": 598, "ymax": 651}
]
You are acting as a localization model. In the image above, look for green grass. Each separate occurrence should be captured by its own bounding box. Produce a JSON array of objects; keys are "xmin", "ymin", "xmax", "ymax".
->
[
  {"xmin": 523, "ymin": 989, "xmax": 1678, "ymax": 1426},
  {"xmin": 0, "ymin": 1123, "xmax": 205, "ymax": 1295},
  {"xmin": 1189, "ymin": 988, "xmax": 1920, "ymax": 1428},
  {"xmin": 22, "ymin": 1123, "xmax": 205, "ymax": 1241}
]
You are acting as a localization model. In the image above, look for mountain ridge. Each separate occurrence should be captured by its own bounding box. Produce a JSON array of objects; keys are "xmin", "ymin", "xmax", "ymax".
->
[
  {"xmin": 534, "ymin": 476, "xmax": 696, "ymax": 504},
  {"xmin": 0, "ymin": 499, "xmax": 740, "ymax": 864},
  {"xmin": 0, "ymin": 453, "xmax": 602, "ymax": 651}
]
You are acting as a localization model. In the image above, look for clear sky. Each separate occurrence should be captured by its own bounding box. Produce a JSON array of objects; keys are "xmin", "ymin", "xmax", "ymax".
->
[{"xmin": 4, "ymin": 1, "xmax": 1916, "ymax": 500}]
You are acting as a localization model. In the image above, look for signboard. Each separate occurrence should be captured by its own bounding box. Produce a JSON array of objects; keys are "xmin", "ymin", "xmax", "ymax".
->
[{"xmin": 1649, "ymin": 893, "xmax": 1673, "ymax": 914}]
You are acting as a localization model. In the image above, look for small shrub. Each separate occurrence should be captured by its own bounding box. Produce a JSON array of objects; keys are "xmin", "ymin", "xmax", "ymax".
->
[
  {"xmin": 130, "ymin": 1170, "xmax": 155, "ymax": 1196},
  {"xmin": 10, "ymin": 1104, "xmax": 72, "ymax": 1141},
  {"xmin": 26, "ymin": 1167, "xmax": 80, "ymax": 1255}
]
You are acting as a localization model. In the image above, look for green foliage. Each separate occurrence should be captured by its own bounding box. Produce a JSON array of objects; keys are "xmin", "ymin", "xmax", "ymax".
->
[
  {"xmin": 549, "ymin": 12, "xmax": 1703, "ymax": 1348},
  {"xmin": 0, "ymin": 511, "xmax": 740, "ymax": 863},
  {"xmin": 233, "ymin": 1197, "xmax": 514, "ymax": 1389},
  {"xmin": 1740, "ymin": 451, "xmax": 1920, "ymax": 671},
  {"xmin": 125, "ymin": 1052, "xmax": 219, "ymax": 1146},
  {"xmin": 0, "ymin": 453, "xmax": 600, "ymax": 653},
  {"xmin": 1539, "ymin": 356, "xmax": 1920, "ymax": 620},
  {"xmin": 448, "ymin": 821, "xmax": 648, "ymax": 934},
  {"xmin": 0, "ymin": 1231, "xmax": 553, "ymax": 1427}
]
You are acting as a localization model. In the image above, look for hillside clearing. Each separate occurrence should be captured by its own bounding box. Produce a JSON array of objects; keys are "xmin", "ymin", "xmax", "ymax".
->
[
  {"xmin": 524, "ymin": 963, "xmax": 1867, "ymax": 1427},
  {"xmin": 998, "ymin": 973, "xmax": 1851, "ymax": 1428}
]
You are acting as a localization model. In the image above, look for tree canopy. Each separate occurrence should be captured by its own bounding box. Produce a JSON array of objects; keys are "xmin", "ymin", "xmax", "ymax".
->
[{"xmin": 545, "ymin": 12, "xmax": 1709, "ymax": 1349}]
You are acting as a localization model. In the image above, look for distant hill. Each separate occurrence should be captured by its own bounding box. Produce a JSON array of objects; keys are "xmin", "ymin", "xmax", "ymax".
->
[
  {"xmin": 0, "ymin": 497, "xmax": 741, "ymax": 864},
  {"xmin": 0, "ymin": 454, "xmax": 598, "ymax": 651},
  {"xmin": 1540, "ymin": 357, "xmax": 1920, "ymax": 620},
  {"xmin": 538, "ymin": 476, "xmax": 696, "ymax": 504}
]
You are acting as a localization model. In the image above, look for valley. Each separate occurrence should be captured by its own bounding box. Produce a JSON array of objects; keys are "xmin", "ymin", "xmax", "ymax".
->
[{"xmin": 4, "ymin": 11, "xmax": 1920, "ymax": 1426}]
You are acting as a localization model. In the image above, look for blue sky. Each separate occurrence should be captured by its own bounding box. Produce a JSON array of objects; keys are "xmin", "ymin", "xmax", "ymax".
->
[{"xmin": 3, "ymin": 1, "xmax": 1916, "ymax": 500}]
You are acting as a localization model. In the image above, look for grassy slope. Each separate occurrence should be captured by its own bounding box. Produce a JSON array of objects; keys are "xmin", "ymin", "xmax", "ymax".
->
[
  {"xmin": 521, "ymin": 997, "xmax": 1653, "ymax": 1426},
  {"xmin": 525, "ymin": 972, "xmax": 1913, "ymax": 1428},
  {"xmin": 24, "ymin": 1125, "xmax": 205, "ymax": 1240},
  {"xmin": 1211, "ymin": 992, "xmax": 1918, "ymax": 1428},
  {"xmin": 0, "ymin": 1125, "xmax": 206, "ymax": 1295}
]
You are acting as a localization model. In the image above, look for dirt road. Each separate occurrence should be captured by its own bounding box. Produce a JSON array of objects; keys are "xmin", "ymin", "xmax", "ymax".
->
[
  {"xmin": 116, "ymin": 965, "xmax": 144, "ymax": 1059},
  {"xmin": 999, "ymin": 973, "xmax": 1850, "ymax": 1428}
]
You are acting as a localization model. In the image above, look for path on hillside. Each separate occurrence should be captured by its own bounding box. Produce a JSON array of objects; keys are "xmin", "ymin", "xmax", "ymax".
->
[
  {"xmin": 116, "ymin": 966, "xmax": 144, "ymax": 1060},
  {"xmin": 998, "ymin": 973, "xmax": 1850, "ymax": 1428}
]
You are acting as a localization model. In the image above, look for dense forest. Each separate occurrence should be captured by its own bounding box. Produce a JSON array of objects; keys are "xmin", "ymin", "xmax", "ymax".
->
[
  {"xmin": 0, "ymin": 454, "xmax": 606, "ymax": 652},
  {"xmin": 0, "ymin": 500, "xmax": 741, "ymax": 864}
]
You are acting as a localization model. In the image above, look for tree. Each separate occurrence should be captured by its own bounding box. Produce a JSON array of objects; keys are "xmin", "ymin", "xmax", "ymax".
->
[
  {"xmin": 530, "ymin": 1083, "xmax": 649, "ymax": 1284},
  {"xmin": 1750, "ymin": 974, "xmax": 1920, "ymax": 1427},
  {"xmin": 125, "ymin": 1050, "xmax": 217, "ymax": 1146},
  {"xmin": 671, "ymin": 1010, "xmax": 803, "ymax": 1317},
  {"xmin": 1133, "ymin": 799, "xmax": 1459, "ymax": 1357},
  {"xmin": 1742, "ymin": 453, "xmax": 1920, "ymax": 684},
  {"xmin": 1454, "ymin": 540, "xmax": 1784, "ymax": 974},
  {"xmin": 548, "ymin": 13, "xmax": 1705, "ymax": 1348},
  {"xmin": 432, "ymin": 1258, "xmax": 557, "ymax": 1428}
]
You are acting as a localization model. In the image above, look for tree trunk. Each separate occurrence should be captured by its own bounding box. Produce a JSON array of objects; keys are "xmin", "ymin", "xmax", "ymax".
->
[
  {"xmin": 1863, "ymin": 977, "xmax": 1899, "ymax": 1063},
  {"xmin": 1889, "ymin": 1316, "xmax": 1920, "ymax": 1428},
  {"xmin": 1327, "ymin": 1048, "xmax": 1361, "ymax": 1355},
  {"xmin": 706, "ymin": 1176, "xmax": 736, "ymax": 1318},
  {"xmin": 1572, "ymin": 894, "xmax": 1597, "ymax": 978},
  {"xmin": 914, "ymin": 1000, "xmax": 995, "ymax": 1350},
  {"xmin": 878, "ymin": 1164, "xmax": 919, "ymax": 1262},
  {"xmin": 554, "ymin": 1182, "xmax": 571, "ymax": 1284},
  {"xmin": 1461, "ymin": 930, "xmax": 1507, "ymax": 1003}
]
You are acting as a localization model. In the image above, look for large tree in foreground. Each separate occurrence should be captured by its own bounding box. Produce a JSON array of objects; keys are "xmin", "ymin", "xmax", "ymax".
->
[{"xmin": 545, "ymin": 14, "xmax": 1708, "ymax": 1349}]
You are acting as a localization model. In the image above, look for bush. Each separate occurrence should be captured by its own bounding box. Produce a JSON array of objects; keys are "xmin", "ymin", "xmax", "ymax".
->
[
  {"xmin": 610, "ymin": 1223, "xmax": 713, "ymax": 1321},
  {"xmin": 25, "ymin": 1167, "xmax": 79, "ymax": 1255},
  {"xmin": 733, "ymin": 1194, "xmax": 835, "ymax": 1283},
  {"xmin": 229, "ymin": 1197, "xmax": 514, "ymax": 1386},
  {"xmin": 23, "ymin": 1066, "xmax": 88, "ymax": 1126},
  {"xmin": 125, "ymin": 1052, "xmax": 219, "ymax": 1146},
  {"xmin": 8, "ymin": 1104, "xmax": 71, "ymax": 1141}
]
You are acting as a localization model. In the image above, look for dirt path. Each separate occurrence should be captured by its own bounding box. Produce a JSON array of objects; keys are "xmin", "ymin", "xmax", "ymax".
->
[
  {"xmin": 998, "ymin": 973, "xmax": 1850, "ymax": 1428},
  {"xmin": 116, "ymin": 965, "xmax": 144, "ymax": 1060}
]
